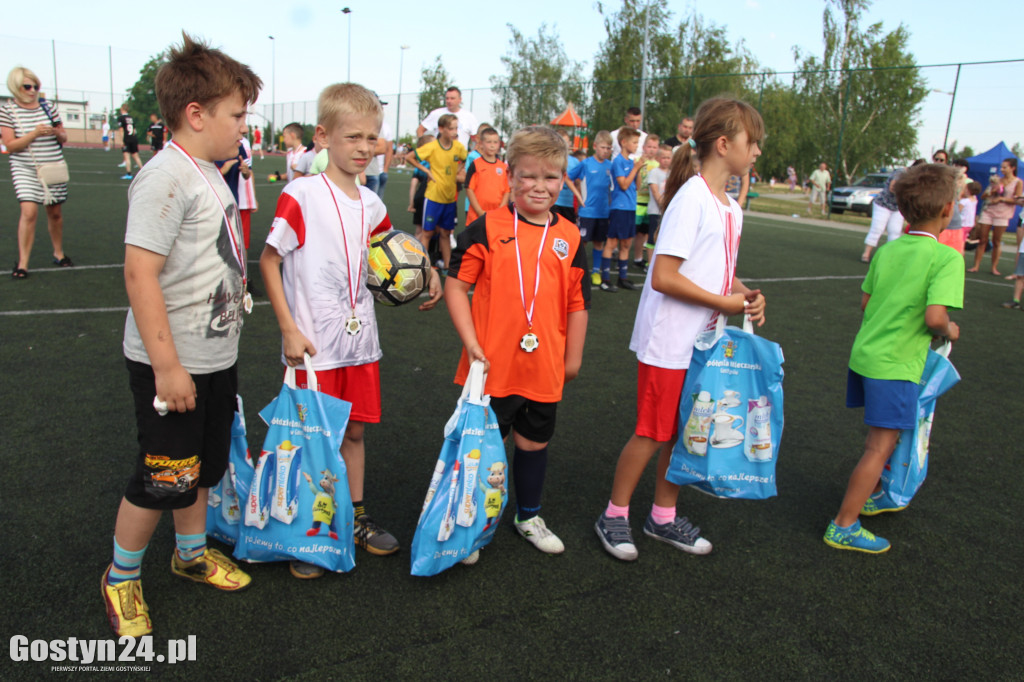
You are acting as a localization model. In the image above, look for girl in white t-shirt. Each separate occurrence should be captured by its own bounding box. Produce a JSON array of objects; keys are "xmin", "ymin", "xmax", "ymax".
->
[{"xmin": 595, "ymin": 98, "xmax": 768, "ymax": 561}]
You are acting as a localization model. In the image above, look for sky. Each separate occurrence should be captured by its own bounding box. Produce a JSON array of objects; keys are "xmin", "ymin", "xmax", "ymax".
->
[{"xmin": 2, "ymin": 0, "xmax": 1022, "ymax": 159}]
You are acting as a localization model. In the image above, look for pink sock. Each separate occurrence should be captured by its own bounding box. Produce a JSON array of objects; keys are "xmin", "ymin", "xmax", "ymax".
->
[
  {"xmin": 605, "ymin": 501, "xmax": 629, "ymax": 519},
  {"xmin": 651, "ymin": 503, "xmax": 676, "ymax": 525}
]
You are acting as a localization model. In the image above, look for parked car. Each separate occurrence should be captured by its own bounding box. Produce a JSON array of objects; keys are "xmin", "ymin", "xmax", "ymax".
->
[{"xmin": 829, "ymin": 172, "xmax": 890, "ymax": 215}]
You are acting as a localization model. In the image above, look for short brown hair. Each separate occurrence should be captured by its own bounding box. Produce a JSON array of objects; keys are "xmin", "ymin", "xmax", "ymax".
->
[
  {"xmin": 156, "ymin": 32, "xmax": 262, "ymax": 132},
  {"xmin": 645, "ymin": 133, "xmax": 660, "ymax": 144},
  {"xmin": 317, "ymin": 82, "xmax": 382, "ymax": 131},
  {"xmin": 893, "ymin": 163, "xmax": 959, "ymax": 226},
  {"xmin": 593, "ymin": 130, "xmax": 613, "ymax": 148},
  {"xmin": 506, "ymin": 125, "xmax": 567, "ymax": 175},
  {"xmin": 617, "ymin": 127, "xmax": 641, "ymax": 145},
  {"xmin": 437, "ymin": 113, "xmax": 458, "ymax": 130}
]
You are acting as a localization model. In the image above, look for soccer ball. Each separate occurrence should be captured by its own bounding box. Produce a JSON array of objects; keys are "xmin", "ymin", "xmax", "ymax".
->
[{"xmin": 366, "ymin": 230, "xmax": 430, "ymax": 306}]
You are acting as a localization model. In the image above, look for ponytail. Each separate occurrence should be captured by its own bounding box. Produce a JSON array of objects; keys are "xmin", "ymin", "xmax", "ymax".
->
[{"xmin": 662, "ymin": 148, "xmax": 697, "ymax": 209}]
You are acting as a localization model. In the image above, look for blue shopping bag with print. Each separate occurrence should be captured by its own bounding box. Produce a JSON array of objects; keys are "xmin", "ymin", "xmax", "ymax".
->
[
  {"xmin": 234, "ymin": 356, "xmax": 356, "ymax": 573},
  {"xmin": 666, "ymin": 317, "xmax": 785, "ymax": 499},
  {"xmin": 206, "ymin": 395, "xmax": 249, "ymax": 545},
  {"xmin": 881, "ymin": 343, "xmax": 960, "ymax": 507},
  {"xmin": 411, "ymin": 362, "xmax": 509, "ymax": 576}
]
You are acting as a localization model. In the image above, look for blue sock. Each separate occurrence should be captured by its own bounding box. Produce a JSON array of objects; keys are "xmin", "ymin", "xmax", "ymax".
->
[
  {"xmin": 108, "ymin": 538, "xmax": 147, "ymax": 585},
  {"xmin": 619, "ymin": 259, "xmax": 629, "ymax": 280},
  {"xmin": 601, "ymin": 262, "xmax": 612, "ymax": 282},
  {"xmin": 175, "ymin": 532, "xmax": 207, "ymax": 563},
  {"xmin": 513, "ymin": 445, "xmax": 548, "ymax": 522},
  {"xmin": 592, "ymin": 251, "xmax": 602, "ymax": 274}
]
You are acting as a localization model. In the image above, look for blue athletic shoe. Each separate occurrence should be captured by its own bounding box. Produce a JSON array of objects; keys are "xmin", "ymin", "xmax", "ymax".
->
[
  {"xmin": 120, "ymin": 174, "xmax": 133, "ymax": 180},
  {"xmin": 823, "ymin": 520, "xmax": 890, "ymax": 554},
  {"xmin": 860, "ymin": 491, "xmax": 907, "ymax": 516}
]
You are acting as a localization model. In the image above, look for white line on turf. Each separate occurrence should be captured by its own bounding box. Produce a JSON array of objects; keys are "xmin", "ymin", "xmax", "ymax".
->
[{"xmin": 0, "ymin": 300, "xmax": 271, "ymax": 317}]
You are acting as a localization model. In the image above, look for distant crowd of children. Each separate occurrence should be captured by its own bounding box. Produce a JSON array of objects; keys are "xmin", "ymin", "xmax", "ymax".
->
[{"xmin": 102, "ymin": 34, "xmax": 971, "ymax": 641}]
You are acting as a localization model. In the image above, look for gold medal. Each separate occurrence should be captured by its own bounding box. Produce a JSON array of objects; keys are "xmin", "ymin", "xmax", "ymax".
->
[
  {"xmin": 345, "ymin": 316, "xmax": 362, "ymax": 335},
  {"xmin": 243, "ymin": 291, "xmax": 254, "ymax": 314},
  {"xmin": 520, "ymin": 332, "xmax": 539, "ymax": 353}
]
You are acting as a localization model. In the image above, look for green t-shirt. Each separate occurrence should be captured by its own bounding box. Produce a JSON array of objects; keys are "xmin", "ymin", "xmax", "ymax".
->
[{"xmin": 849, "ymin": 234, "xmax": 964, "ymax": 382}]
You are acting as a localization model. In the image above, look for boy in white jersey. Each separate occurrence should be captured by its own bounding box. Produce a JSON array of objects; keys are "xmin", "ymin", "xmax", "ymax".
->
[
  {"xmin": 261, "ymin": 82, "xmax": 442, "ymax": 578},
  {"xmin": 282, "ymin": 122, "xmax": 306, "ymax": 183},
  {"xmin": 102, "ymin": 32, "xmax": 261, "ymax": 638}
]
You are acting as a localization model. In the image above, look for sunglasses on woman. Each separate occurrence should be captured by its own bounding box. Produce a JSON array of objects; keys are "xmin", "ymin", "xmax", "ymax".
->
[{"xmin": 22, "ymin": 84, "xmax": 39, "ymax": 92}]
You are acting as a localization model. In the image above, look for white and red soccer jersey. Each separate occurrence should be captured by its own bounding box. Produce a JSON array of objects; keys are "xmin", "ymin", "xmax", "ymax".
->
[
  {"xmin": 286, "ymin": 145, "xmax": 307, "ymax": 183},
  {"xmin": 266, "ymin": 174, "xmax": 392, "ymax": 370}
]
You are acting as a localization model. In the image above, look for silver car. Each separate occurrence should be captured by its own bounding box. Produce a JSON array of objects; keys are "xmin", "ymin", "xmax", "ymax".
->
[{"xmin": 829, "ymin": 172, "xmax": 890, "ymax": 216}]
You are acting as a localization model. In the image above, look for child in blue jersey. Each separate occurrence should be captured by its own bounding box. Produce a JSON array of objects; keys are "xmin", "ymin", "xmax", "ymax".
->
[
  {"xmin": 600, "ymin": 127, "xmax": 645, "ymax": 292},
  {"xmin": 568, "ymin": 130, "xmax": 614, "ymax": 286},
  {"xmin": 553, "ymin": 130, "xmax": 584, "ymax": 223}
]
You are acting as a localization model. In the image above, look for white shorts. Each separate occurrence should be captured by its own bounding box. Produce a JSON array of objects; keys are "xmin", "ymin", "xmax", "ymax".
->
[{"xmin": 810, "ymin": 187, "xmax": 826, "ymax": 204}]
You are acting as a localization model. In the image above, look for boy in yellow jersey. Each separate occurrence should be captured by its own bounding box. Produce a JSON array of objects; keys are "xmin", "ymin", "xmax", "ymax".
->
[{"xmin": 405, "ymin": 113, "xmax": 466, "ymax": 269}]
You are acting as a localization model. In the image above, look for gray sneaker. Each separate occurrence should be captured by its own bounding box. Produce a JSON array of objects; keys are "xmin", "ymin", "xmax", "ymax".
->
[
  {"xmin": 642, "ymin": 515, "xmax": 712, "ymax": 555},
  {"xmin": 354, "ymin": 514, "xmax": 400, "ymax": 555},
  {"xmin": 595, "ymin": 513, "xmax": 638, "ymax": 561}
]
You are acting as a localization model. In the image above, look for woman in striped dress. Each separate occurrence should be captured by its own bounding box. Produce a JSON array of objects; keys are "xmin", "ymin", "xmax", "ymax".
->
[{"xmin": 0, "ymin": 67, "xmax": 72, "ymax": 278}]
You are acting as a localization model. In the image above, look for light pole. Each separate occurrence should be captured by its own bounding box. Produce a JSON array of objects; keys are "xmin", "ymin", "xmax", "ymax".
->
[
  {"xmin": 268, "ymin": 35, "xmax": 276, "ymax": 150},
  {"xmin": 933, "ymin": 64, "xmax": 960, "ymax": 152},
  {"xmin": 341, "ymin": 8, "xmax": 352, "ymax": 81},
  {"xmin": 396, "ymin": 45, "xmax": 410, "ymax": 145}
]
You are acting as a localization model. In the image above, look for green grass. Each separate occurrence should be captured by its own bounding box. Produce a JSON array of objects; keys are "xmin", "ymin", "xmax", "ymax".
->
[{"xmin": 1, "ymin": 148, "xmax": 1022, "ymax": 679}]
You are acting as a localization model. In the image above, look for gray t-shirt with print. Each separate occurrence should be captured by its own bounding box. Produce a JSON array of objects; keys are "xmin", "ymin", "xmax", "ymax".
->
[{"xmin": 122, "ymin": 147, "xmax": 246, "ymax": 373}]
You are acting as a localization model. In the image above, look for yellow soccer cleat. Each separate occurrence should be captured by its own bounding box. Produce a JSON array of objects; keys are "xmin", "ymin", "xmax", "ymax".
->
[
  {"xmin": 101, "ymin": 565, "xmax": 153, "ymax": 638},
  {"xmin": 171, "ymin": 548, "xmax": 252, "ymax": 591}
]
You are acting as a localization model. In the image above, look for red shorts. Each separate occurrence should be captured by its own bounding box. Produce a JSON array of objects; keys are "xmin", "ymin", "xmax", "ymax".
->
[
  {"xmin": 240, "ymin": 209, "xmax": 253, "ymax": 249},
  {"xmin": 635, "ymin": 362, "xmax": 688, "ymax": 442},
  {"xmin": 291, "ymin": 362, "xmax": 381, "ymax": 423}
]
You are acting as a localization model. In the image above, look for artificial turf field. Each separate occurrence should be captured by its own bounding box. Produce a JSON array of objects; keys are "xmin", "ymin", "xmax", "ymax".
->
[{"xmin": 1, "ymin": 148, "xmax": 1021, "ymax": 680}]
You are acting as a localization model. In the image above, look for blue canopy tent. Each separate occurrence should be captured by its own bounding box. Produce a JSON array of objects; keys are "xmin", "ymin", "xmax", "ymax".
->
[{"xmin": 964, "ymin": 142, "xmax": 1023, "ymax": 231}]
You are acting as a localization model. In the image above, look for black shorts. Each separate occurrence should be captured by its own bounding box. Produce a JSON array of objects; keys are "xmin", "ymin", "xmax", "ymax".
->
[
  {"xmin": 123, "ymin": 137, "xmax": 139, "ymax": 154},
  {"xmin": 124, "ymin": 359, "xmax": 238, "ymax": 510},
  {"xmin": 489, "ymin": 395, "xmax": 558, "ymax": 443},
  {"xmin": 413, "ymin": 195, "xmax": 426, "ymax": 227},
  {"xmin": 647, "ymin": 214, "xmax": 662, "ymax": 239},
  {"xmin": 552, "ymin": 204, "xmax": 577, "ymax": 224},
  {"xmin": 577, "ymin": 217, "xmax": 609, "ymax": 243},
  {"xmin": 151, "ymin": 139, "xmax": 164, "ymax": 151}
]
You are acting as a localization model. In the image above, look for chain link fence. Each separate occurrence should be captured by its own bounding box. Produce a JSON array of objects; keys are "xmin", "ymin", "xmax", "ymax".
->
[{"xmin": 3, "ymin": 33, "xmax": 1021, "ymax": 180}]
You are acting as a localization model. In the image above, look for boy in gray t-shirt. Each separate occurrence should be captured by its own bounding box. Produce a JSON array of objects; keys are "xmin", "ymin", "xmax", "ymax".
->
[{"xmin": 102, "ymin": 33, "xmax": 262, "ymax": 639}]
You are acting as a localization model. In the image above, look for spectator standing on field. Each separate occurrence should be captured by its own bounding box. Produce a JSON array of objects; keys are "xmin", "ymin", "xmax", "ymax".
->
[
  {"xmin": 417, "ymin": 86, "xmax": 479, "ymax": 148},
  {"xmin": 611, "ymin": 106, "xmax": 647, "ymax": 160},
  {"xmin": 808, "ymin": 162, "xmax": 831, "ymax": 216}
]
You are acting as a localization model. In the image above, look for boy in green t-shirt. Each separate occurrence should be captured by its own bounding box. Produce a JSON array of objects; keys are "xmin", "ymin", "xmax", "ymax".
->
[{"xmin": 824, "ymin": 163, "xmax": 964, "ymax": 554}]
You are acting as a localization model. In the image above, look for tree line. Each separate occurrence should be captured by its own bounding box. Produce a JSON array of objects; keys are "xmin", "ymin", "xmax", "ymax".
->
[{"xmin": 422, "ymin": 0, "xmax": 928, "ymax": 186}]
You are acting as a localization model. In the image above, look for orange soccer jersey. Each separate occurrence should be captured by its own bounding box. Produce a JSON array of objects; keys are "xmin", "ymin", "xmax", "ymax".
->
[
  {"xmin": 465, "ymin": 156, "xmax": 510, "ymax": 224},
  {"xmin": 449, "ymin": 206, "xmax": 590, "ymax": 402}
]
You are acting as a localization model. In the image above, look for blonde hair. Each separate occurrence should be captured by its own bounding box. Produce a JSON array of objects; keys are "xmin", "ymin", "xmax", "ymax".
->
[
  {"xmin": 156, "ymin": 32, "xmax": 262, "ymax": 131},
  {"xmin": 593, "ymin": 130, "xmax": 613, "ymax": 148},
  {"xmin": 318, "ymin": 82, "xmax": 383, "ymax": 131},
  {"xmin": 663, "ymin": 97, "xmax": 765, "ymax": 208},
  {"xmin": 506, "ymin": 125, "xmax": 567, "ymax": 174},
  {"xmin": 7, "ymin": 67, "xmax": 40, "ymax": 104}
]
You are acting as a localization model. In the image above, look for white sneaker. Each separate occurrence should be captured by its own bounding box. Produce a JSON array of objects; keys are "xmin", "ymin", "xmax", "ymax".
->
[{"xmin": 514, "ymin": 515, "xmax": 565, "ymax": 554}]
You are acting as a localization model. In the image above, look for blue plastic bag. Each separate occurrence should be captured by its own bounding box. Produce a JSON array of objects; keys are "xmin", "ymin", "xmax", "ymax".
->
[
  {"xmin": 411, "ymin": 361, "xmax": 508, "ymax": 576},
  {"xmin": 881, "ymin": 343, "xmax": 960, "ymax": 507},
  {"xmin": 206, "ymin": 395, "xmax": 249, "ymax": 545},
  {"xmin": 234, "ymin": 356, "xmax": 356, "ymax": 573},
  {"xmin": 666, "ymin": 317, "xmax": 785, "ymax": 499}
]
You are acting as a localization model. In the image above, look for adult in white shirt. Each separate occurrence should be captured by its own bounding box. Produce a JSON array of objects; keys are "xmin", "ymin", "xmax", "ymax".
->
[
  {"xmin": 416, "ymin": 86, "xmax": 479, "ymax": 148},
  {"xmin": 611, "ymin": 106, "xmax": 647, "ymax": 161},
  {"xmin": 365, "ymin": 118, "xmax": 393, "ymax": 198}
]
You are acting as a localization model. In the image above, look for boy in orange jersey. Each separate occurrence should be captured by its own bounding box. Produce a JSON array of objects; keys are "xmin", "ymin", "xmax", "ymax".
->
[
  {"xmin": 464, "ymin": 127, "xmax": 510, "ymax": 225},
  {"xmin": 446, "ymin": 126, "xmax": 590, "ymax": 562}
]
